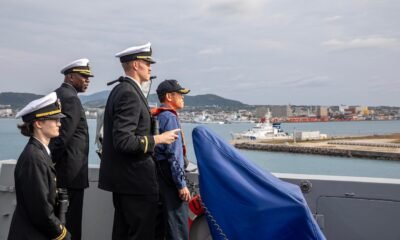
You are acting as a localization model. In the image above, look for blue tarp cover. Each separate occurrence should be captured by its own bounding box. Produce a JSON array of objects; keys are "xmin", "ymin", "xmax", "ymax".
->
[{"xmin": 192, "ymin": 126, "xmax": 326, "ymax": 240}]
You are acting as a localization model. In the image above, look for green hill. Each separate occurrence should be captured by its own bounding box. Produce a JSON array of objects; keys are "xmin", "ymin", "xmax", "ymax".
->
[
  {"xmin": 83, "ymin": 91, "xmax": 248, "ymax": 109},
  {"xmin": 1, "ymin": 91, "xmax": 249, "ymax": 110},
  {"xmin": 0, "ymin": 92, "xmax": 44, "ymax": 109}
]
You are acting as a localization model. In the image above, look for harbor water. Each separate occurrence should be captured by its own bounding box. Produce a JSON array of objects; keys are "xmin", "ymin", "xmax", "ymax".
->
[{"xmin": 1, "ymin": 119, "xmax": 400, "ymax": 179}]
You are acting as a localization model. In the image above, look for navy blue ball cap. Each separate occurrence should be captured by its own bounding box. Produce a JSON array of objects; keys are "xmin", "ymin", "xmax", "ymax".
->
[{"xmin": 156, "ymin": 79, "xmax": 190, "ymax": 97}]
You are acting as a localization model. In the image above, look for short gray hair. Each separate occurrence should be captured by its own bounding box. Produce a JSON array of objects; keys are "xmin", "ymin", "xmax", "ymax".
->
[{"xmin": 122, "ymin": 62, "xmax": 132, "ymax": 72}]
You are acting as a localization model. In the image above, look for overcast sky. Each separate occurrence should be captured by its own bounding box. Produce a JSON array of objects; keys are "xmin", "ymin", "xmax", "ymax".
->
[{"xmin": 0, "ymin": 0, "xmax": 399, "ymax": 106}]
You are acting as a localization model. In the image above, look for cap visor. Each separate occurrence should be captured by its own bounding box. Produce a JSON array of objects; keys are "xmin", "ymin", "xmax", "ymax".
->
[
  {"xmin": 178, "ymin": 88, "xmax": 190, "ymax": 94},
  {"xmin": 81, "ymin": 73, "xmax": 94, "ymax": 77},
  {"xmin": 143, "ymin": 59, "xmax": 156, "ymax": 64},
  {"xmin": 43, "ymin": 113, "xmax": 66, "ymax": 120}
]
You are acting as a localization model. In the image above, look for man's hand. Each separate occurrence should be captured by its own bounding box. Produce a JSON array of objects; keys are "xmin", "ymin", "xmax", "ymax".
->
[
  {"xmin": 154, "ymin": 129, "xmax": 181, "ymax": 145},
  {"xmin": 178, "ymin": 187, "xmax": 191, "ymax": 202}
]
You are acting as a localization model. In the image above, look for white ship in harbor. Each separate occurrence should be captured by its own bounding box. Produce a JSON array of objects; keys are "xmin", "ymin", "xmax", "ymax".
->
[{"xmin": 232, "ymin": 111, "xmax": 291, "ymax": 140}]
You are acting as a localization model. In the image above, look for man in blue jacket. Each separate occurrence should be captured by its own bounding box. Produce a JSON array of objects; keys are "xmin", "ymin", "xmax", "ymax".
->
[{"xmin": 153, "ymin": 79, "xmax": 191, "ymax": 240}]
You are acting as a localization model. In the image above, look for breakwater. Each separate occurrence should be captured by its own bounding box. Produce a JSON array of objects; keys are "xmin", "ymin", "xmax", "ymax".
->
[
  {"xmin": 328, "ymin": 141, "xmax": 400, "ymax": 148},
  {"xmin": 234, "ymin": 142, "xmax": 400, "ymax": 161}
]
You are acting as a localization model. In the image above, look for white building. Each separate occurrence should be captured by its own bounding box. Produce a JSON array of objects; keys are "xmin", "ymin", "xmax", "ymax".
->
[
  {"xmin": 0, "ymin": 108, "xmax": 12, "ymax": 117},
  {"xmin": 294, "ymin": 131, "xmax": 327, "ymax": 141}
]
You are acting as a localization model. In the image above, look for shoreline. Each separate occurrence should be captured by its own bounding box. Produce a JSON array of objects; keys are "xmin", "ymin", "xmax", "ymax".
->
[{"xmin": 232, "ymin": 134, "xmax": 400, "ymax": 161}]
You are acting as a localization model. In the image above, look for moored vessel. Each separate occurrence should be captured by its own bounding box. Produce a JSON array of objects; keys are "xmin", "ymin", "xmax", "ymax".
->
[{"xmin": 232, "ymin": 111, "xmax": 291, "ymax": 140}]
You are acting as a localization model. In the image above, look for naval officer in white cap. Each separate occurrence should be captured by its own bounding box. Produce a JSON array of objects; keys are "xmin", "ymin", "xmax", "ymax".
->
[
  {"xmin": 8, "ymin": 92, "xmax": 71, "ymax": 240},
  {"xmin": 49, "ymin": 58, "xmax": 93, "ymax": 240},
  {"xmin": 98, "ymin": 42, "xmax": 180, "ymax": 240}
]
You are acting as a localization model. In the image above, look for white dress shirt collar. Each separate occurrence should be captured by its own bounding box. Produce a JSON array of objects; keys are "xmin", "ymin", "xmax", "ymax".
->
[
  {"xmin": 125, "ymin": 76, "xmax": 142, "ymax": 90},
  {"xmin": 33, "ymin": 137, "xmax": 51, "ymax": 156}
]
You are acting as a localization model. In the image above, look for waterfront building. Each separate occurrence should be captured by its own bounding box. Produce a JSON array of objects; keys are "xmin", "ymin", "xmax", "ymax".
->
[
  {"xmin": 0, "ymin": 108, "xmax": 12, "ymax": 117},
  {"xmin": 339, "ymin": 104, "xmax": 348, "ymax": 114},
  {"xmin": 316, "ymin": 106, "xmax": 328, "ymax": 118},
  {"xmin": 361, "ymin": 106, "xmax": 369, "ymax": 116},
  {"xmin": 256, "ymin": 105, "xmax": 292, "ymax": 119}
]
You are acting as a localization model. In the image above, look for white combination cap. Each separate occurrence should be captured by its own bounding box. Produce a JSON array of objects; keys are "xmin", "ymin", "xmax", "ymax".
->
[
  {"xmin": 60, "ymin": 58, "xmax": 94, "ymax": 77},
  {"xmin": 16, "ymin": 92, "xmax": 65, "ymax": 122},
  {"xmin": 115, "ymin": 42, "xmax": 155, "ymax": 64}
]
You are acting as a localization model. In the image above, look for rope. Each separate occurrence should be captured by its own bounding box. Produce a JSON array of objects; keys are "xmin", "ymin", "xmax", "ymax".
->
[{"xmin": 199, "ymin": 197, "xmax": 229, "ymax": 240}]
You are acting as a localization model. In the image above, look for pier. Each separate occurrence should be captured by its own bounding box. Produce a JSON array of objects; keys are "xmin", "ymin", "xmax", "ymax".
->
[{"xmin": 233, "ymin": 136, "xmax": 400, "ymax": 161}]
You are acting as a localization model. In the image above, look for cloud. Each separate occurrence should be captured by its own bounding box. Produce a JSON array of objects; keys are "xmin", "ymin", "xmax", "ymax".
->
[
  {"xmin": 0, "ymin": 48, "xmax": 56, "ymax": 64},
  {"xmin": 282, "ymin": 75, "xmax": 330, "ymax": 88},
  {"xmin": 197, "ymin": 0, "xmax": 268, "ymax": 15},
  {"xmin": 322, "ymin": 37, "xmax": 400, "ymax": 50},
  {"xmin": 323, "ymin": 15, "xmax": 343, "ymax": 23},
  {"xmin": 367, "ymin": 76, "xmax": 400, "ymax": 91},
  {"xmin": 256, "ymin": 40, "xmax": 287, "ymax": 50},
  {"xmin": 198, "ymin": 66, "xmax": 232, "ymax": 73},
  {"xmin": 197, "ymin": 47, "xmax": 223, "ymax": 55},
  {"xmin": 158, "ymin": 57, "xmax": 180, "ymax": 64}
]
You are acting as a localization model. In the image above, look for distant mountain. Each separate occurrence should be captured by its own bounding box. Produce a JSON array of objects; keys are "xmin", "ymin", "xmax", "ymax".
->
[
  {"xmin": 0, "ymin": 92, "xmax": 44, "ymax": 109},
  {"xmin": 81, "ymin": 91, "xmax": 248, "ymax": 109},
  {"xmin": 1, "ymin": 91, "xmax": 249, "ymax": 110},
  {"xmin": 183, "ymin": 94, "xmax": 247, "ymax": 107},
  {"xmin": 79, "ymin": 90, "xmax": 110, "ymax": 105}
]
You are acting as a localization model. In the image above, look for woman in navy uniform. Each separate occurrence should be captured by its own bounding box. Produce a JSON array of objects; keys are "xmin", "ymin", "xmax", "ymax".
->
[{"xmin": 8, "ymin": 92, "xmax": 70, "ymax": 240}]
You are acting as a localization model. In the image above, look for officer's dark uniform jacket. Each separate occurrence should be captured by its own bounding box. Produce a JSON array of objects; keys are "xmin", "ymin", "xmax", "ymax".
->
[
  {"xmin": 8, "ymin": 138, "xmax": 68, "ymax": 240},
  {"xmin": 50, "ymin": 83, "xmax": 89, "ymax": 189},
  {"xmin": 98, "ymin": 77, "xmax": 157, "ymax": 196}
]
